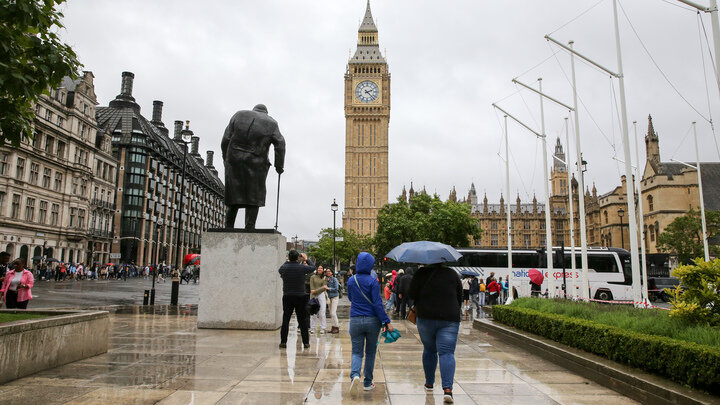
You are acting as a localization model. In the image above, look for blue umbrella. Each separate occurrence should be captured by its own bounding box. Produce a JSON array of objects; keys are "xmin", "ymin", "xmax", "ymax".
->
[
  {"xmin": 386, "ymin": 241, "xmax": 462, "ymax": 265},
  {"xmin": 459, "ymin": 270, "xmax": 477, "ymax": 277}
]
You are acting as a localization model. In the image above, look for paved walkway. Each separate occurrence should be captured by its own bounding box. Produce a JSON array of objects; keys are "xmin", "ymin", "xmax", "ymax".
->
[{"xmin": 0, "ymin": 312, "xmax": 638, "ymax": 404}]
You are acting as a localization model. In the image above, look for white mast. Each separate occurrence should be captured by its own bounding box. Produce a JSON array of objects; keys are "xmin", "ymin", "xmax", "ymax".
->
[
  {"xmin": 694, "ymin": 122, "xmax": 711, "ymax": 262},
  {"xmin": 505, "ymin": 115, "xmax": 513, "ymax": 293},
  {"xmin": 565, "ymin": 117, "xmax": 578, "ymax": 298},
  {"xmin": 569, "ymin": 40, "xmax": 591, "ymax": 300},
  {"xmin": 539, "ymin": 78, "xmax": 555, "ymax": 297},
  {"xmin": 633, "ymin": 121, "xmax": 649, "ymax": 305},
  {"xmin": 613, "ymin": 0, "xmax": 642, "ymax": 305}
]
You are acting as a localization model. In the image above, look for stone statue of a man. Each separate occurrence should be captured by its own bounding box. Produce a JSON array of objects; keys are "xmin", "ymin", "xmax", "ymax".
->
[{"xmin": 221, "ymin": 104, "xmax": 286, "ymax": 229}]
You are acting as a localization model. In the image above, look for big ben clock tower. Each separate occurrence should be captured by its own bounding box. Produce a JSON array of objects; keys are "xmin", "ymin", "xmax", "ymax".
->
[{"xmin": 343, "ymin": 0, "xmax": 390, "ymax": 237}]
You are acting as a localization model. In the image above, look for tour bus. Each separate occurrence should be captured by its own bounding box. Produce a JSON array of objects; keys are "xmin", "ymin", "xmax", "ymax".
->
[{"xmin": 447, "ymin": 247, "xmax": 633, "ymax": 301}]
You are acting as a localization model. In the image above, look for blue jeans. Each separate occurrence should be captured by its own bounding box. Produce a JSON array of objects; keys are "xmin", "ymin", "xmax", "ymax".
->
[
  {"xmin": 349, "ymin": 316, "xmax": 382, "ymax": 387},
  {"xmin": 384, "ymin": 292, "xmax": 396, "ymax": 310},
  {"xmin": 416, "ymin": 317, "xmax": 460, "ymax": 390}
]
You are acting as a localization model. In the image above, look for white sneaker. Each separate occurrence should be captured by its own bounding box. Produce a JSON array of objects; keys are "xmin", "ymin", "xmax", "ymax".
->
[
  {"xmin": 363, "ymin": 382, "xmax": 375, "ymax": 391},
  {"xmin": 349, "ymin": 376, "xmax": 361, "ymax": 395},
  {"xmin": 319, "ymin": 329, "xmax": 326, "ymax": 334}
]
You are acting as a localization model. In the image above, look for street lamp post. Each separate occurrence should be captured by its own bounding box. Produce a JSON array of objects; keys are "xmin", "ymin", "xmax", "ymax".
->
[
  {"xmin": 172, "ymin": 121, "xmax": 192, "ymax": 305},
  {"xmin": 150, "ymin": 225, "xmax": 159, "ymax": 305},
  {"xmin": 292, "ymin": 234, "xmax": 298, "ymax": 250},
  {"xmin": 618, "ymin": 208, "xmax": 625, "ymax": 250},
  {"xmin": 331, "ymin": 199, "xmax": 338, "ymax": 271}
]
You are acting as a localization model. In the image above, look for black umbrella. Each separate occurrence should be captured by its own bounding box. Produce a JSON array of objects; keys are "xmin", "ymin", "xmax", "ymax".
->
[
  {"xmin": 46, "ymin": 258, "xmax": 59, "ymax": 263},
  {"xmin": 31, "ymin": 256, "xmax": 43, "ymax": 261}
]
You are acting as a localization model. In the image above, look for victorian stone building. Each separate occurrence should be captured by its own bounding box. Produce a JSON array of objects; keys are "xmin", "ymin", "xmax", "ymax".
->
[
  {"xmin": 343, "ymin": 1, "xmax": 391, "ymax": 237},
  {"xmin": 97, "ymin": 72, "xmax": 224, "ymax": 267},
  {"xmin": 0, "ymin": 72, "xmax": 118, "ymax": 265},
  {"xmin": 463, "ymin": 115, "xmax": 720, "ymax": 255}
]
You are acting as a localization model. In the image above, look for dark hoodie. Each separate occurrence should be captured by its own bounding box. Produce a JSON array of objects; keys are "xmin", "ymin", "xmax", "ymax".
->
[{"xmin": 347, "ymin": 252, "xmax": 391, "ymax": 324}]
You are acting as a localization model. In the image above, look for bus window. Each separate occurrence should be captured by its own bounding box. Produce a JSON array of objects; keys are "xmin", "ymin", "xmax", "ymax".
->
[
  {"xmin": 513, "ymin": 253, "xmax": 540, "ymax": 268},
  {"xmin": 555, "ymin": 253, "xmax": 581, "ymax": 269},
  {"xmin": 587, "ymin": 255, "xmax": 618, "ymax": 273}
]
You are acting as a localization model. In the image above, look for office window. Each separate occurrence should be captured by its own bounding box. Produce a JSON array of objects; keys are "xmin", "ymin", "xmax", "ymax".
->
[
  {"xmin": 44, "ymin": 135, "xmax": 54, "ymax": 154},
  {"xmin": 15, "ymin": 157, "xmax": 25, "ymax": 180},
  {"xmin": 72, "ymin": 177, "xmax": 78, "ymax": 194},
  {"xmin": 50, "ymin": 204, "xmax": 59, "ymax": 226},
  {"xmin": 0, "ymin": 153, "xmax": 7, "ymax": 175},
  {"xmin": 69, "ymin": 208, "xmax": 76, "ymax": 227},
  {"xmin": 80, "ymin": 179, "xmax": 87, "ymax": 196},
  {"xmin": 25, "ymin": 198, "xmax": 35, "ymax": 222},
  {"xmin": 45, "ymin": 110, "xmax": 52, "ymax": 121},
  {"xmin": 38, "ymin": 201, "xmax": 48, "ymax": 224},
  {"xmin": 29, "ymin": 163, "xmax": 39, "ymax": 184},
  {"xmin": 32, "ymin": 132, "xmax": 42, "ymax": 148},
  {"xmin": 54, "ymin": 172, "xmax": 63, "ymax": 192},
  {"xmin": 11, "ymin": 194, "xmax": 21, "ymax": 219},
  {"xmin": 78, "ymin": 209, "xmax": 85, "ymax": 228},
  {"xmin": 57, "ymin": 141, "xmax": 66, "ymax": 159},
  {"xmin": 42, "ymin": 168, "xmax": 51, "ymax": 188}
]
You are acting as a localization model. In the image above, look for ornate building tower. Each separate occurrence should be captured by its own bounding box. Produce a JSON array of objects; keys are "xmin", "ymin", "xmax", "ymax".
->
[{"xmin": 343, "ymin": 1, "xmax": 390, "ymax": 237}]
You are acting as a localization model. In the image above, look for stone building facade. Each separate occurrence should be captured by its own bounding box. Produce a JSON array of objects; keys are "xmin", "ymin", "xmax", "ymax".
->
[
  {"xmin": 96, "ymin": 72, "xmax": 224, "ymax": 267},
  {"xmin": 343, "ymin": 1, "xmax": 390, "ymax": 237},
  {"xmin": 464, "ymin": 115, "xmax": 720, "ymax": 255},
  {"xmin": 0, "ymin": 72, "xmax": 118, "ymax": 265}
]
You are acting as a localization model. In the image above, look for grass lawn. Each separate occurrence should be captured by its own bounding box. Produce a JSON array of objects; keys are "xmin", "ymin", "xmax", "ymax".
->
[
  {"xmin": 509, "ymin": 298, "xmax": 720, "ymax": 348},
  {"xmin": 0, "ymin": 313, "xmax": 47, "ymax": 324}
]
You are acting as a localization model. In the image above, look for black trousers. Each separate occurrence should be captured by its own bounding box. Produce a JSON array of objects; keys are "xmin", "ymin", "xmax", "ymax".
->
[
  {"xmin": 281, "ymin": 294, "xmax": 310, "ymax": 345},
  {"xmin": 399, "ymin": 295, "xmax": 412, "ymax": 319},
  {"xmin": 5, "ymin": 290, "xmax": 28, "ymax": 309}
]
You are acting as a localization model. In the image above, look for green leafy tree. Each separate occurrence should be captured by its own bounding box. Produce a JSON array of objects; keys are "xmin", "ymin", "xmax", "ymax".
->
[
  {"xmin": 668, "ymin": 258, "xmax": 720, "ymax": 326},
  {"xmin": 0, "ymin": 0, "xmax": 82, "ymax": 146},
  {"xmin": 307, "ymin": 227, "xmax": 372, "ymax": 269},
  {"xmin": 657, "ymin": 209, "xmax": 720, "ymax": 265},
  {"xmin": 374, "ymin": 192, "xmax": 482, "ymax": 257}
]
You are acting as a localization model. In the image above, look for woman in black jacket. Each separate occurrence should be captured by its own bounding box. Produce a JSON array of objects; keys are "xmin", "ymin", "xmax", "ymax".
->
[{"xmin": 408, "ymin": 264, "xmax": 462, "ymax": 403}]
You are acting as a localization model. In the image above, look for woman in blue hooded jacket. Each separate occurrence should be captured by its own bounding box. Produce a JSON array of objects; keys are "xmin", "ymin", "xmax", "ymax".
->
[{"xmin": 347, "ymin": 252, "xmax": 394, "ymax": 394}]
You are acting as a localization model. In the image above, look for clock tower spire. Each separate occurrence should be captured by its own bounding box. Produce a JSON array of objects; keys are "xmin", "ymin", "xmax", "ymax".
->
[{"xmin": 343, "ymin": 0, "xmax": 390, "ymax": 237}]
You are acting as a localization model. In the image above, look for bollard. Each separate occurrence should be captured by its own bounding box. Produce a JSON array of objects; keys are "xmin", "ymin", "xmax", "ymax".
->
[
  {"xmin": 150, "ymin": 288, "xmax": 156, "ymax": 305},
  {"xmin": 171, "ymin": 269, "xmax": 179, "ymax": 305},
  {"xmin": 143, "ymin": 290, "xmax": 149, "ymax": 306}
]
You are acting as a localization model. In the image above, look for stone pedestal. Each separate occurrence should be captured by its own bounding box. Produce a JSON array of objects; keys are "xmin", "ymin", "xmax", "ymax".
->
[{"xmin": 198, "ymin": 230, "xmax": 286, "ymax": 330}]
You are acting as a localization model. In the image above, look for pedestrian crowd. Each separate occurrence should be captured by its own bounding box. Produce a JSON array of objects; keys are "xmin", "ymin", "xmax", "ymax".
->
[
  {"xmin": 22, "ymin": 260, "xmax": 175, "ymax": 283},
  {"xmin": 277, "ymin": 249, "xmax": 464, "ymax": 403}
]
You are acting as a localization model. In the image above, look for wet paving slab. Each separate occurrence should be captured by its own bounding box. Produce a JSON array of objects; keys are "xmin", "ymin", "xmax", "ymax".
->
[{"xmin": 0, "ymin": 309, "xmax": 641, "ymax": 404}]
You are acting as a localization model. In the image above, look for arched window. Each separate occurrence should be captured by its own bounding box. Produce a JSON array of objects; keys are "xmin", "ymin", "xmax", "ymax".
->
[{"xmin": 647, "ymin": 195, "xmax": 654, "ymax": 211}]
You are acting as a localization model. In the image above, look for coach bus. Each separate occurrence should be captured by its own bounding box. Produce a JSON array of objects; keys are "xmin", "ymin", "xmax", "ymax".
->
[{"xmin": 447, "ymin": 247, "xmax": 632, "ymax": 301}]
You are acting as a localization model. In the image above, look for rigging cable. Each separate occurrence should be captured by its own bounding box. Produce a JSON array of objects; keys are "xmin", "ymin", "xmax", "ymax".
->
[
  {"xmin": 618, "ymin": 1, "xmax": 710, "ymax": 123},
  {"xmin": 697, "ymin": 12, "xmax": 720, "ymax": 160},
  {"xmin": 549, "ymin": 0, "xmax": 607, "ymax": 35}
]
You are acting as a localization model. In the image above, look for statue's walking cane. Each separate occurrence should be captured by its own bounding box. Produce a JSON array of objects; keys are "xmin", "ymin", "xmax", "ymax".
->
[{"xmin": 274, "ymin": 173, "xmax": 281, "ymax": 231}]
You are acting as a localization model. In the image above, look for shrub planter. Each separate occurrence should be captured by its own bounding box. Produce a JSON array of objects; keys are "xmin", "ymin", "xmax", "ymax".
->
[
  {"xmin": 492, "ymin": 305, "xmax": 720, "ymax": 395},
  {"xmin": 0, "ymin": 309, "xmax": 109, "ymax": 383}
]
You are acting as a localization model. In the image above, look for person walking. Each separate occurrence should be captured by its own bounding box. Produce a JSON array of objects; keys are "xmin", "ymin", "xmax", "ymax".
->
[
  {"xmin": 325, "ymin": 268, "xmax": 340, "ymax": 334},
  {"xmin": 1, "ymin": 258, "xmax": 34, "ymax": 309},
  {"xmin": 478, "ymin": 278, "xmax": 486, "ymax": 306},
  {"xmin": 278, "ymin": 250, "xmax": 316, "ymax": 349},
  {"xmin": 409, "ymin": 262, "xmax": 462, "ymax": 403},
  {"xmin": 309, "ymin": 265, "xmax": 328, "ymax": 334},
  {"xmin": 347, "ymin": 252, "xmax": 394, "ymax": 394},
  {"xmin": 461, "ymin": 276, "xmax": 471, "ymax": 310},
  {"xmin": 396, "ymin": 267, "xmax": 414, "ymax": 319},
  {"xmin": 468, "ymin": 275, "xmax": 480, "ymax": 315},
  {"xmin": 487, "ymin": 277, "xmax": 501, "ymax": 305},
  {"xmin": 384, "ymin": 269, "xmax": 397, "ymax": 311}
]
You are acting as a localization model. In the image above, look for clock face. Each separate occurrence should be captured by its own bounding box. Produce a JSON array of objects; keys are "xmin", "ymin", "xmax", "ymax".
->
[{"xmin": 356, "ymin": 80, "xmax": 379, "ymax": 103}]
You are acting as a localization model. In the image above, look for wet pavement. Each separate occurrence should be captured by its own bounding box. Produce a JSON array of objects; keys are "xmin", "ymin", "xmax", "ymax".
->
[
  {"xmin": 28, "ymin": 278, "xmax": 199, "ymax": 308},
  {"xmin": 0, "ymin": 309, "xmax": 639, "ymax": 404}
]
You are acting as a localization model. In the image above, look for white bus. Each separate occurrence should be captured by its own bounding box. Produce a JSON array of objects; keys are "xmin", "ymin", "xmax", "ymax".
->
[{"xmin": 447, "ymin": 247, "xmax": 633, "ymax": 301}]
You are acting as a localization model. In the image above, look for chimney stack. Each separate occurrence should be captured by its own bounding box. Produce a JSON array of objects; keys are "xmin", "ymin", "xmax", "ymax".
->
[
  {"xmin": 120, "ymin": 72, "xmax": 134, "ymax": 96},
  {"xmin": 206, "ymin": 151, "xmax": 214, "ymax": 167},
  {"xmin": 152, "ymin": 100, "xmax": 163, "ymax": 123},
  {"xmin": 191, "ymin": 136, "xmax": 200, "ymax": 155},
  {"xmin": 173, "ymin": 120, "xmax": 183, "ymax": 140}
]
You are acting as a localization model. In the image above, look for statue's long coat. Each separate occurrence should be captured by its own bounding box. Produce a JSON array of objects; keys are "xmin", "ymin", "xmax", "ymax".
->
[{"xmin": 221, "ymin": 109, "xmax": 285, "ymax": 207}]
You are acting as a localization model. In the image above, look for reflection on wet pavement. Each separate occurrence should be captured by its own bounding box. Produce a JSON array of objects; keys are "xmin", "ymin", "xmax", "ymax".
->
[{"xmin": 0, "ymin": 308, "xmax": 640, "ymax": 404}]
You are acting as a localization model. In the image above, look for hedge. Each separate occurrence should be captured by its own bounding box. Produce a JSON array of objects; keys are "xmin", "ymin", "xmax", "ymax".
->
[{"xmin": 493, "ymin": 305, "xmax": 720, "ymax": 393}]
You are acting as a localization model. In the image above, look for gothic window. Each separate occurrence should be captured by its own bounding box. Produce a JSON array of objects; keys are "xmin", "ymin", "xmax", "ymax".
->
[
  {"xmin": 24, "ymin": 198, "xmax": 35, "ymax": 222},
  {"xmin": 491, "ymin": 221, "xmax": 498, "ymax": 230},
  {"xmin": 11, "ymin": 194, "xmax": 20, "ymax": 219},
  {"xmin": 655, "ymin": 221, "xmax": 660, "ymax": 241},
  {"xmin": 38, "ymin": 201, "xmax": 48, "ymax": 224},
  {"xmin": 0, "ymin": 153, "xmax": 7, "ymax": 175},
  {"xmin": 604, "ymin": 211, "xmax": 608, "ymax": 224},
  {"xmin": 649, "ymin": 225, "xmax": 655, "ymax": 242},
  {"xmin": 50, "ymin": 204, "xmax": 59, "ymax": 226},
  {"xmin": 491, "ymin": 234, "xmax": 498, "ymax": 247},
  {"xmin": 43, "ymin": 168, "xmax": 51, "ymax": 188},
  {"xmin": 647, "ymin": 195, "xmax": 654, "ymax": 211}
]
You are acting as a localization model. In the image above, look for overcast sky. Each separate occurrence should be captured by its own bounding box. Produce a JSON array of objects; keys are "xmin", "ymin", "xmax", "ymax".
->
[{"xmin": 59, "ymin": 0, "xmax": 720, "ymax": 240}]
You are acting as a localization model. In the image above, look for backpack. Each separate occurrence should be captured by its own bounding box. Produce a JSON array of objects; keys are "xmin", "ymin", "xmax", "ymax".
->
[{"xmin": 479, "ymin": 283, "xmax": 486, "ymax": 292}]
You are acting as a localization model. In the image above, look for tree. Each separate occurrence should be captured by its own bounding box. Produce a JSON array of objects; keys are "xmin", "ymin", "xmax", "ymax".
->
[
  {"xmin": 0, "ymin": 0, "xmax": 82, "ymax": 146},
  {"xmin": 307, "ymin": 227, "xmax": 372, "ymax": 269},
  {"xmin": 657, "ymin": 209, "xmax": 720, "ymax": 265},
  {"xmin": 374, "ymin": 192, "xmax": 482, "ymax": 257}
]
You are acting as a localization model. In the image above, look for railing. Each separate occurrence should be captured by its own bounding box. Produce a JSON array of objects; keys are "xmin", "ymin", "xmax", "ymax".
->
[
  {"xmin": 87, "ymin": 228, "xmax": 113, "ymax": 238},
  {"xmin": 91, "ymin": 198, "xmax": 116, "ymax": 210}
]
